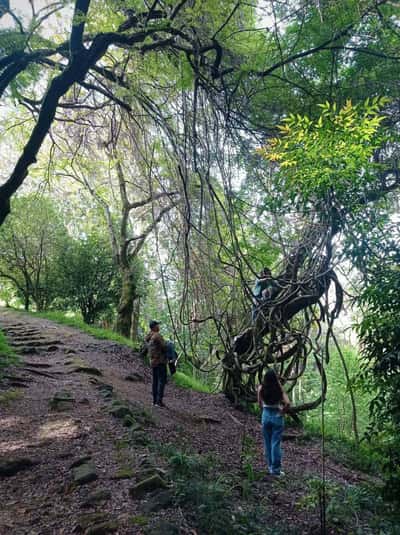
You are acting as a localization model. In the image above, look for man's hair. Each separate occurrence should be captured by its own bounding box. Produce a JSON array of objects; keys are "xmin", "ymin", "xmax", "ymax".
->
[{"xmin": 261, "ymin": 267, "xmax": 272, "ymax": 277}]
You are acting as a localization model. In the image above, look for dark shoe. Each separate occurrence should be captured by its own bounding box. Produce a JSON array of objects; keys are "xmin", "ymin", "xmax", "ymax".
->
[{"xmin": 157, "ymin": 401, "xmax": 166, "ymax": 408}]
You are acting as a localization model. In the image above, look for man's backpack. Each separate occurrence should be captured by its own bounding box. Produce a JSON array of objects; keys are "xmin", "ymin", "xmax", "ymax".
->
[{"xmin": 166, "ymin": 341, "xmax": 178, "ymax": 375}]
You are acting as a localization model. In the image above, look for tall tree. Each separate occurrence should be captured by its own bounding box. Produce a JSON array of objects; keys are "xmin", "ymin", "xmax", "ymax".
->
[
  {"xmin": 0, "ymin": 194, "xmax": 66, "ymax": 310},
  {"xmin": 48, "ymin": 106, "xmax": 180, "ymax": 338},
  {"xmin": 221, "ymin": 98, "xmax": 399, "ymax": 410}
]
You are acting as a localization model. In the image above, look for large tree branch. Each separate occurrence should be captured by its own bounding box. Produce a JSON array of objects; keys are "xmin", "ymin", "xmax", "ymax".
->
[
  {"xmin": 128, "ymin": 190, "xmax": 179, "ymax": 210},
  {"xmin": 127, "ymin": 201, "xmax": 177, "ymax": 259},
  {"xmin": 0, "ymin": 26, "xmax": 174, "ymax": 226},
  {"xmin": 70, "ymin": 0, "xmax": 91, "ymax": 58},
  {"xmin": 216, "ymin": 0, "xmax": 389, "ymax": 80}
]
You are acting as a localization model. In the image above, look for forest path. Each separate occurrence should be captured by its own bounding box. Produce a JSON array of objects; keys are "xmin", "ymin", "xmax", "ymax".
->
[{"xmin": 0, "ymin": 309, "xmax": 370, "ymax": 535}]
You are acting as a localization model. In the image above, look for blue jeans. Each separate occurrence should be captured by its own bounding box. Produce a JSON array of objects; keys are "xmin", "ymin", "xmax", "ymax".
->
[
  {"xmin": 262, "ymin": 408, "xmax": 284, "ymax": 474},
  {"xmin": 152, "ymin": 364, "xmax": 167, "ymax": 404}
]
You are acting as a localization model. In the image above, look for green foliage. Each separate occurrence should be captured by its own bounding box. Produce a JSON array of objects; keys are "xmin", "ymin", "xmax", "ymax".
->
[
  {"xmin": 27, "ymin": 310, "xmax": 136, "ymax": 349},
  {"xmin": 0, "ymin": 195, "xmax": 67, "ymax": 311},
  {"xmin": 0, "ymin": 389, "xmax": 22, "ymax": 405},
  {"xmin": 317, "ymin": 433, "xmax": 379, "ymax": 475},
  {"xmin": 259, "ymin": 98, "xmax": 388, "ymax": 207},
  {"xmin": 0, "ymin": 329, "xmax": 18, "ymax": 375},
  {"xmin": 168, "ymin": 451, "xmax": 213, "ymax": 479},
  {"xmin": 295, "ymin": 345, "xmax": 370, "ymax": 440},
  {"xmin": 299, "ymin": 477, "xmax": 400, "ymax": 533},
  {"xmin": 172, "ymin": 371, "xmax": 212, "ymax": 393},
  {"xmin": 57, "ymin": 231, "xmax": 120, "ymax": 324},
  {"xmin": 356, "ymin": 242, "xmax": 400, "ymax": 498},
  {"xmin": 165, "ymin": 448, "xmax": 266, "ymax": 535},
  {"xmin": 129, "ymin": 515, "xmax": 148, "ymax": 527},
  {"xmin": 240, "ymin": 433, "xmax": 259, "ymax": 484},
  {"xmin": 0, "ymin": 29, "xmax": 26, "ymax": 55}
]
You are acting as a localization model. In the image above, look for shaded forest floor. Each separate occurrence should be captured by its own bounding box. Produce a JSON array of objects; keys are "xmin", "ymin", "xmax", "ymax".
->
[{"xmin": 0, "ymin": 309, "xmax": 397, "ymax": 535}]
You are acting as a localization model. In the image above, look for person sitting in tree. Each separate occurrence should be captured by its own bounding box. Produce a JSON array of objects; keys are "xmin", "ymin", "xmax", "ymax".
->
[{"xmin": 252, "ymin": 267, "xmax": 276, "ymax": 320}]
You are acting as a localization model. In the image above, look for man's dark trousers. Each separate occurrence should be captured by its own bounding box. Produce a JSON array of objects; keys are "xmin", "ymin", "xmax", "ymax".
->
[{"xmin": 152, "ymin": 363, "xmax": 167, "ymax": 404}]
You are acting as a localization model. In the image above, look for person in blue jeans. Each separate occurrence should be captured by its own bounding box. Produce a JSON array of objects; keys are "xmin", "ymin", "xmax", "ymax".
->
[{"xmin": 257, "ymin": 369, "xmax": 290, "ymax": 476}]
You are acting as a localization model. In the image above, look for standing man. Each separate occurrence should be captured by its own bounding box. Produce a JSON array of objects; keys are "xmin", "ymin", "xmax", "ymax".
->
[{"xmin": 145, "ymin": 320, "xmax": 168, "ymax": 407}]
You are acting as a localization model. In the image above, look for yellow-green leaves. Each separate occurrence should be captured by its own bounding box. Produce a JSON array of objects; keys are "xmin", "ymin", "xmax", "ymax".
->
[{"xmin": 258, "ymin": 97, "xmax": 389, "ymax": 206}]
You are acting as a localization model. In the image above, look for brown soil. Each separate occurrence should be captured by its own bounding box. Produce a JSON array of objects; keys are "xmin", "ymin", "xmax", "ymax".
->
[{"xmin": 0, "ymin": 309, "xmax": 375, "ymax": 535}]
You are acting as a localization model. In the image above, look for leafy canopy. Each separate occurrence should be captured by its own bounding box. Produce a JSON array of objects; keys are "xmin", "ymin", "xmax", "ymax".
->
[{"xmin": 258, "ymin": 98, "xmax": 389, "ymax": 208}]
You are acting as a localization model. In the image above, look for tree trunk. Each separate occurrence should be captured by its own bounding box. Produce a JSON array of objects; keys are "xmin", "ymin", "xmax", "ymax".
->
[
  {"xmin": 115, "ymin": 268, "xmax": 136, "ymax": 338},
  {"xmin": 222, "ymin": 223, "xmax": 339, "ymax": 414},
  {"xmin": 130, "ymin": 297, "xmax": 141, "ymax": 342}
]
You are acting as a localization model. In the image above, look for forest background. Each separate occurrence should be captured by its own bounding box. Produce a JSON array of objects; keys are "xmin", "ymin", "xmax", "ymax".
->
[{"xmin": 0, "ymin": 0, "xmax": 400, "ymax": 517}]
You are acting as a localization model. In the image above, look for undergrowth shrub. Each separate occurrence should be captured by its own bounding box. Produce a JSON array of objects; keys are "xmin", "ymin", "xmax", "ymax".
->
[
  {"xmin": 0, "ymin": 329, "xmax": 18, "ymax": 375},
  {"xmin": 161, "ymin": 445, "xmax": 268, "ymax": 534},
  {"xmin": 299, "ymin": 477, "xmax": 400, "ymax": 533}
]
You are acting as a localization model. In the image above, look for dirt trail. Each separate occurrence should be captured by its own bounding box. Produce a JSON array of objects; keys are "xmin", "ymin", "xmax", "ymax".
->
[{"xmin": 0, "ymin": 309, "xmax": 369, "ymax": 535}]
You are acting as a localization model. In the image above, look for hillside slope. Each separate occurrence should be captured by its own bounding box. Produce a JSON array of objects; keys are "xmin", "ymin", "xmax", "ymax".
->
[{"xmin": 0, "ymin": 309, "xmax": 386, "ymax": 534}]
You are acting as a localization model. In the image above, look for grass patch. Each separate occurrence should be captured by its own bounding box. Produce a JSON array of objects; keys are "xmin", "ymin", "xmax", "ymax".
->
[
  {"xmin": 298, "ymin": 477, "xmax": 400, "ymax": 533},
  {"xmin": 303, "ymin": 421, "xmax": 380, "ymax": 474},
  {"xmin": 0, "ymin": 389, "xmax": 22, "ymax": 405},
  {"xmin": 0, "ymin": 328, "xmax": 19, "ymax": 375},
  {"xmin": 173, "ymin": 370, "xmax": 212, "ymax": 393},
  {"xmin": 161, "ymin": 445, "xmax": 267, "ymax": 535},
  {"xmin": 23, "ymin": 310, "xmax": 137, "ymax": 349},
  {"xmin": 129, "ymin": 515, "xmax": 148, "ymax": 527}
]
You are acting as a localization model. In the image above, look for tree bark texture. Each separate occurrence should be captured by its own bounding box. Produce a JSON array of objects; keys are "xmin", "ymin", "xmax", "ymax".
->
[{"xmin": 115, "ymin": 268, "xmax": 137, "ymax": 338}]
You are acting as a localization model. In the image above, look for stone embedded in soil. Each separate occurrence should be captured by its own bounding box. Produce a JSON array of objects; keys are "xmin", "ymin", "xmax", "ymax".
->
[
  {"xmin": 109, "ymin": 405, "xmax": 132, "ymax": 419},
  {"xmin": 49, "ymin": 390, "xmax": 75, "ymax": 410},
  {"xmin": 81, "ymin": 489, "xmax": 112, "ymax": 508},
  {"xmin": 76, "ymin": 512, "xmax": 110, "ymax": 531},
  {"xmin": 23, "ymin": 361, "xmax": 53, "ymax": 368},
  {"xmin": 4, "ymin": 374, "xmax": 32, "ymax": 387},
  {"xmin": 146, "ymin": 521, "xmax": 180, "ymax": 535},
  {"xmin": 84, "ymin": 521, "xmax": 119, "ymax": 535},
  {"xmin": 8, "ymin": 380, "xmax": 30, "ymax": 388},
  {"xmin": 193, "ymin": 415, "xmax": 222, "ymax": 424},
  {"xmin": 138, "ymin": 467, "xmax": 167, "ymax": 481},
  {"xmin": 0, "ymin": 457, "xmax": 39, "ymax": 477},
  {"xmin": 73, "ymin": 463, "xmax": 98, "ymax": 485},
  {"xmin": 17, "ymin": 346, "xmax": 38, "ymax": 354},
  {"xmin": 71, "ymin": 365, "xmax": 103, "ymax": 376},
  {"xmin": 75, "ymin": 512, "xmax": 119, "ymax": 533},
  {"xmin": 142, "ymin": 489, "xmax": 174, "ymax": 513},
  {"xmin": 11, "ymin": 339, "xmax": 60, "ymax": 348},
  {"xmin": 129, "ymin": 474, "xmax": 167, "ymax": 499},
  {"xmin": 97, "ymin": 383, "xmax": 114, "ymax": 400},
  {"xmin": 124, "ymin": 372, "xmax": 143, "ymax": 382},
  {"xmin": 69, "ymin": 455, "xmax": 92, "ymax": 469},
  {"xmin": 111, "ymin": 467, "xmax": 135, "ymax": 480}
]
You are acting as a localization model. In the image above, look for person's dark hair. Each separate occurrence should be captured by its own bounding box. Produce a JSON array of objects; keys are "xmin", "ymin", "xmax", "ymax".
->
[
  {"xmin": 260, "ymin": 369, "xmax": 283, "ymax": 405},
  {"xmin": 261, "ymin": 267, "xmax": 272, "ymax": 277}
]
